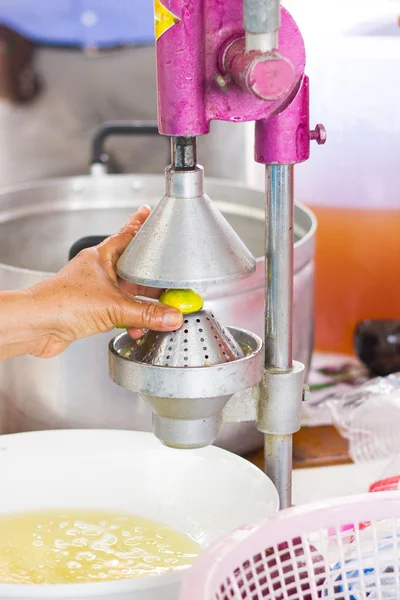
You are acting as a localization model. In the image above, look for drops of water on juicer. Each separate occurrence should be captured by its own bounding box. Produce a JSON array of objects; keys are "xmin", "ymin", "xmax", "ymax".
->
[{"xmin": 0, "ymin": 509, "xmax": 200, "ymax": 584}]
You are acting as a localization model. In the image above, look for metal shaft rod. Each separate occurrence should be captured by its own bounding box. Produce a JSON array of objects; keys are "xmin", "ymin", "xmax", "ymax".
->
[
  {"xmin": 265, "ymin": 164, "xmax": 294, "ymax": 370},
  {"xmin": 264, "ymin": 164, "xmax": 294, "ymax": 510},
  {"xmin": 244, "ymin": 0, "xmax": 280, "ymax": 34},
  {"xmin": 244, "ymin": 0, "xmax": 280, "ymax": 52},
  {"xmin": 171, "ymin": 137, "xmax": 197, "ymax": 170},
  {"xmin": 264, "ymin": 434, "xmax": 292, "ymax": 505}
]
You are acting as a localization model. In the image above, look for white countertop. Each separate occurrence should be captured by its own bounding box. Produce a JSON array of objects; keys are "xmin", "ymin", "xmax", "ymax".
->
[{"xmin": 292, "ymin": 459, "xmax": 391, "ymax": 506}]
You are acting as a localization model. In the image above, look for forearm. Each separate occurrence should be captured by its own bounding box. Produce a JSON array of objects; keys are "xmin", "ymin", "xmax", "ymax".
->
[
  {"xmin": 0, "ymin": 290, "xmax": 43, "ymax": 360},
  {"xmin": 0, "ymin": 207, "xmax": 182, "ymax": 361}
]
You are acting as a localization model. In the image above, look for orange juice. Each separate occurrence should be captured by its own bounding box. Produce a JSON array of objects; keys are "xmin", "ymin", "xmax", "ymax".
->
[{"xmin": 312, "ymin": 206, "xmax": 400, "ymax": 355}]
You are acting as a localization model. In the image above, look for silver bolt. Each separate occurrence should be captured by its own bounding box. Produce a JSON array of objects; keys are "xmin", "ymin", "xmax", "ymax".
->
[
  {"xmin": 215, "ymin": 74, "xmax": 230, "ymax": 94},
  {"xmin": 309, "ymin": 124, "xmax": 327, "ymax": 145}
]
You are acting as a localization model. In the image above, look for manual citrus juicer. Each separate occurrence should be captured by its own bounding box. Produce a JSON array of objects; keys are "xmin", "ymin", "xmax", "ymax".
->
[{"xmin": 109, "ymin": 0, "xmax": 326, "ymax": 509}]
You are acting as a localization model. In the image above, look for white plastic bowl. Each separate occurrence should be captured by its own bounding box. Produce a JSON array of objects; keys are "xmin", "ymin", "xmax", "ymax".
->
[{"xmin": 0, "ymin": 430, "xmax": 278, "ymax": 600}]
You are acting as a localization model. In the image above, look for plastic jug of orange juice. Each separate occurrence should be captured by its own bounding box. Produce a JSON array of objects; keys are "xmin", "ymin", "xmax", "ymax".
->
[{"xmin": 249, "ymin": 0, "xmax": 400, "ymax": 356}]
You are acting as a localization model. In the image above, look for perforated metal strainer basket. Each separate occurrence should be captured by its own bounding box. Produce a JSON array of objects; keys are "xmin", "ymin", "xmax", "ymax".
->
[{"xmin": 129, "ymin": 307, "xmax": 245, "ymax": 368}]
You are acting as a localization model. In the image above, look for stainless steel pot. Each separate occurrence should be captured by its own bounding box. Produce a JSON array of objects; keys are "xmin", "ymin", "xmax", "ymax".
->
[{"xmin": 0, "ymin": 172, "xmax": 316, "ymax": 454}]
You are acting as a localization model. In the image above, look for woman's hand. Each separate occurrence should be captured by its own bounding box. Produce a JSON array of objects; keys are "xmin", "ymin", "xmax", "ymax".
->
[{"xmin": 0, "ymin": 206, "xmax": 183, "ymax": 360}]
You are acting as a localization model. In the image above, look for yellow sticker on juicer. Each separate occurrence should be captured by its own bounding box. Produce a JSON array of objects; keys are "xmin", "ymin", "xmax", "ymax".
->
[{"xmin": 154, "ymin": 0, "xmax": 180, "ymax": 41}]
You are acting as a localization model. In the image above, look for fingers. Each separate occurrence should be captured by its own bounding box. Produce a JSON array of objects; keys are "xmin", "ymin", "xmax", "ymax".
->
[
  {"xmin": 118, "ymin": 279, "xmax": 162, "ymax": 300},
  {"xmin": 127, "ymin": 328, "xmax": 145, "ymax": 340},
  {"xmin": 121, "ymin": 205, "xmax": 151, "ymax": 234},
  {"xmin": 97, "ymin": 205, "xmax": 151, "ymax": 267},
  {"xmin": 116, "ymin": 296, "xmax": 183, "ymax": 331}
]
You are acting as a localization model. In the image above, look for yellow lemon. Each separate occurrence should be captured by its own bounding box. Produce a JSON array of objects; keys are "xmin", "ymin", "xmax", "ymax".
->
[{"xmin": 159, "ymin": 289, "xmax": 203, "ymax": 314}]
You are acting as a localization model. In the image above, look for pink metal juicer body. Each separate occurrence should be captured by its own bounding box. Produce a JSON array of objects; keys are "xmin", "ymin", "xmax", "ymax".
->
[{"xmin": 156, "ymin": 1, "xmax": 315, "ymax": 162}]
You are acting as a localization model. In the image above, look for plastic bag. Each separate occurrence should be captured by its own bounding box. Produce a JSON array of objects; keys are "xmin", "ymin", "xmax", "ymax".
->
[{"xmin": 304, "ymin": 373, "xmax": 400, "ymax": 463}]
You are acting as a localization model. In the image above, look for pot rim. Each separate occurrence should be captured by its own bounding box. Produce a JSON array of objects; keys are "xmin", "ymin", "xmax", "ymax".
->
[{"xmin": 0, "ymin": 174, "xmax": 316, "ymax": 282}]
